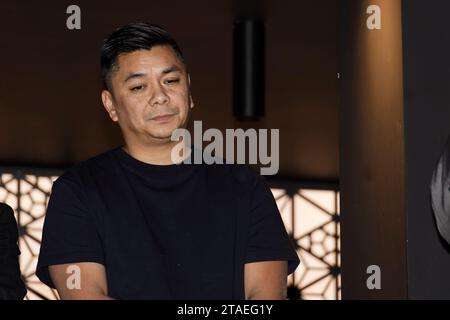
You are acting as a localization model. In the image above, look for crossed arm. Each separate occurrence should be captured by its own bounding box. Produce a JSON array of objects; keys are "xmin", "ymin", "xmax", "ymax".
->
[{"xmin": 49, "ymin": 261, "xmax": 288, "ymax": 300}]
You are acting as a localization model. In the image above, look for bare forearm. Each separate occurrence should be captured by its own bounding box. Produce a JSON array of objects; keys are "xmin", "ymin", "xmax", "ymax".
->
[
  {"xmin": 246, "ymin": 288, "xmax": 286, "ymax": 300},
  {"xmin": 58, "ymin": 291, "xmax": 114, "ymax": 300},
  {"xmin": 50, "ymin": 262, "xmax": 111, "ymax": 300},
  {"xmin": 244, "ymin": 261, "xmax": 288, "ymax": 300}
]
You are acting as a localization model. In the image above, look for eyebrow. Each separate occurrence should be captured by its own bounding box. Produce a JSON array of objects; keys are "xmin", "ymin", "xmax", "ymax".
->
[
  {"xmin": 124, "ymin": 72, "xmax": 146, "ymax": 83},
  {"xmin": 162, "ymin": 65, "xmax": 182, "ymax": 74},
  {"xmin": 124, "ymin": 65, "xmax": 182, "ymax": 83}
]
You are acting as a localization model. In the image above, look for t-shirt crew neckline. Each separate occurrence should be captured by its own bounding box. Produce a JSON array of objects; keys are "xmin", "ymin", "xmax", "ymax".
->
[{"xmin": 113, "ymin": 146, "xmax": 199, "ymax": 187}]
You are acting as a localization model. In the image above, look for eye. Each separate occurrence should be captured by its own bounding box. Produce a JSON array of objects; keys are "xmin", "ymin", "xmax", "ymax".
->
[
  {"xmin": 164, "ymin": 78, "xmax": 180, "ymax": 85},
  {"xmin": 131, "ymin": 85, "xmax": 145, "ymax": 92}
]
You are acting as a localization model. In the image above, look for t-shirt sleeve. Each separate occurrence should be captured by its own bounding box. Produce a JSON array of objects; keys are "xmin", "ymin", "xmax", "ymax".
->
[
  {"xmin": 36, "ymin": 171, "xmax": 104, "ymax": 288},
  {"xmin": 245, "ymin": 172, "xmax": 300, "ymax": 275}
]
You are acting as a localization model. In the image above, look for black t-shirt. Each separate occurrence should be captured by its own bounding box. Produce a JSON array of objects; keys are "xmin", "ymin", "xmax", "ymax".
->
[{"xmin": 36, "ymin": 147, "xmax": 299, "ymax": 299}]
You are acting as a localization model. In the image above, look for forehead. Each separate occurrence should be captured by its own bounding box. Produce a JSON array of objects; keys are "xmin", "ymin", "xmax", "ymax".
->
[{"xmin": 115, "ymin": 46, "xmax": 184, "ymax": 74}]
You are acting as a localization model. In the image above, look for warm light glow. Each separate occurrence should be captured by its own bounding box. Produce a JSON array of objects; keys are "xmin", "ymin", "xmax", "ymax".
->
[
  {"xmin": 1, "ymin": 173, "xmax": 59, "ymax": 300},
  {"xmin": 273, "ymin": 188, "xmax": 341, "ymax": 300}
]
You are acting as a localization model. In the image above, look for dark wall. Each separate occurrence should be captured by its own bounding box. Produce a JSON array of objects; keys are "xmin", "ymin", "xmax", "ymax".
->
[
  {"xmin": 402, "ymin": 0, "xmax": 450, "ymax": 299},
  {"xmin": 339, "ymin": 0, "xmax": 408, "ymax": 298},
  {"xmin": 340, "ymin": 0, "xmax": 450, "ymax": 299},
  {"xmin": 0, "ymin": 0, "xmax": 338, "ymax": 180}
]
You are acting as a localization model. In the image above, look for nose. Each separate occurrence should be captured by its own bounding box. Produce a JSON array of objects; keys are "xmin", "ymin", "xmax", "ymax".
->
[{"xmin": 149, "ymin": 83, "xmax": 169, "ymax": 106}]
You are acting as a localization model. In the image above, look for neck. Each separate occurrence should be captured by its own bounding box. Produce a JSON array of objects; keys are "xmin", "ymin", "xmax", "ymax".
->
[{"xmin": 123, "ymin": 140, "xmax": 189, "ymax": 165}]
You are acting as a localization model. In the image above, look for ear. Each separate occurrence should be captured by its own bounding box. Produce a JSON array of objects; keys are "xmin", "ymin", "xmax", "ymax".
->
[
  {"xmin": 190, "ymin": 96, "xmax": 195, "ymax": 109},
  {"xmin": 101, "ymin": 90, "xmax": 119, "ymax": 122},
  {"xmin": 187, "ymin": 75, "xmax": 194, "ymax": 109}
]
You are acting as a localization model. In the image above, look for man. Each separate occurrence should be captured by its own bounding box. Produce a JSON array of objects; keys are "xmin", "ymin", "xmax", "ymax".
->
[
  {"xmin": 0, "ymin": 203, "xmax": 27, "ymax": 299},
  {"xmin": 36, "ymin": 22, "xmax": 299, "ymax": 299},
  {"xmin": 431, "ymin": 136, "xmax": 450, "ymax": 245}
]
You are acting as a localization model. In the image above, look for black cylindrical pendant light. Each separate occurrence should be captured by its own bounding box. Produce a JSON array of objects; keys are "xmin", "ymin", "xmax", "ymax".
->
[{"xmin": 233, "ymin": 18, "xmax": 265, "ymax": 121}]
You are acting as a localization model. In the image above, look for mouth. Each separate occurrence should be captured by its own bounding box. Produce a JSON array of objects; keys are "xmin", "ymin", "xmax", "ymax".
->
[{"xmin": 150, "ymin": 114, "xmax": 176, "ymax": 122}]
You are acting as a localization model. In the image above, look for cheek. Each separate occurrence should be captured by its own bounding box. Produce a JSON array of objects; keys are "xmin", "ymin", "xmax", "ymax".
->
[
  {"xmin": 176, "ymin": 97, "xmax": 190, "ymax": 121},
  {"xmin": 117, "ymin": 97, "xmax": 146, "ymax": 123},
  {"xmin": 176, "ymin": 91, "xmax": 191, "ymax": 113}
]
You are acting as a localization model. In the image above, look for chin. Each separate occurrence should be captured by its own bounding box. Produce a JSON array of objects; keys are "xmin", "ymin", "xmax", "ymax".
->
[
  {"xmin": 148, "ymin": 128, "xmax": 178, "ymax": 140},
  {"xmin": 151, "ymin": 121, "xmax": 183, "ymax": 136}
]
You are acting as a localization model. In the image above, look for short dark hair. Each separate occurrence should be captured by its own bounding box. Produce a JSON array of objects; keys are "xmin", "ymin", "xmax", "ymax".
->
[{"xmin": 101, "ymin": 22, "xmax": 185, "ymax": 91}]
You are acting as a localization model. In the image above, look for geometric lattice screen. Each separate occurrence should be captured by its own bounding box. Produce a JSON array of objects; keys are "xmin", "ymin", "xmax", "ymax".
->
[
  {"xmin": 0, "ymin": 170, "xmax": 340, "ymax": 300},
  {"xmin": 272, "ymin": 185, "xmax": 341, "ymax": 300},
  {"xmin": 0, "ymin": 171, "xmax": 60, "ymax": 300}
]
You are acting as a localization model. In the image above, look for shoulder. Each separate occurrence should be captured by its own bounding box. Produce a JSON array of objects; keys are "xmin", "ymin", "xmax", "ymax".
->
[
  {"xmin": 0, "ymin": 202, "xmax": 15, "ymax": 224},
  {"xmin": 52, "ymin": 148, "xmax": 120, "ymax": 190},
  {"xmin": 0, "ymin": 202, "xmax": 13, "ymax": 213}
]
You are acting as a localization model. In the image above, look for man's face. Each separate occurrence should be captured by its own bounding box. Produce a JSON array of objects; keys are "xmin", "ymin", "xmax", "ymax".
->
[{"xmin": 101, "ymin": 46, "xmax": 193, "ymax": 145}]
